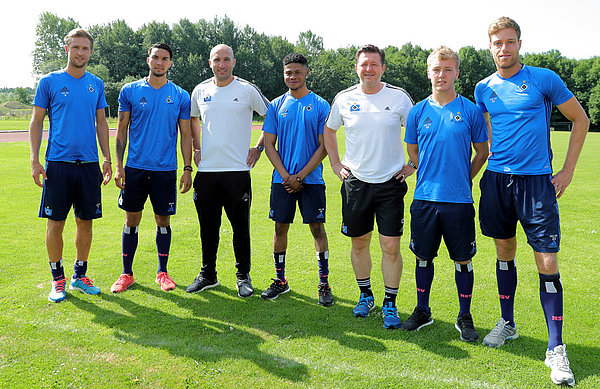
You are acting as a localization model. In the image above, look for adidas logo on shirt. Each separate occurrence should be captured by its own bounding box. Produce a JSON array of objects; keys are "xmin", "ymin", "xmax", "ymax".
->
[
  {"xmin": 490, "ymin": 91, "xmax": 498, "ymax": 103},
  {"xmin": 424, "ymin": 117, "xmax": 432, "ymax": 129},
  {"xmin": 139, "ymin": 97, "xmax": 148, "ymax": 107},
  {"xmin": 60, "ymin": 86, "xmax": 70, "ymax": 96}
]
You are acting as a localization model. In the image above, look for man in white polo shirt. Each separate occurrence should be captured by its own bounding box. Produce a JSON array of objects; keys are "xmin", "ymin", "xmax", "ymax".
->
[
  {"xmin": 324, "ymin": 44, "xmax": 414, "ymax": 329},
  {"xmin": 186, "ymin": 44, "xmax": 269, "ymax": 298}
]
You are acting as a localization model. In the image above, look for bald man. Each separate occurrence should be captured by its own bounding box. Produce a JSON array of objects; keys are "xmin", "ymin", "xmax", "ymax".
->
[{"xmin": 186, "ymin": 44, "xmax": 270, "ymax": 298}]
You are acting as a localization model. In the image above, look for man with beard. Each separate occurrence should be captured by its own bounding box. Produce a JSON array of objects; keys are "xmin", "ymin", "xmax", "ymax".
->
[
  {"xmin": 110, "ymin": 43, "xmax": 192, "ymax": 293},
  {"xmin": 29, "ymin": 28, "xmax": 112, "ymax": 302}
]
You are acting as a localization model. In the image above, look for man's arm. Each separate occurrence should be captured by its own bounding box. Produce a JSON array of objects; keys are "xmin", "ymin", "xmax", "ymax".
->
[
  {"xmin": 264, "ymin": 132, "xmax": 300, "ymax": 193},
  {"xmin": 247, "ymin": 121, "xmax": 265, "ymax": 168},
  {"xmin": 114, "ymin": 111, "xmax": 130, "ymax": 189},
  {"xmin": 394, "ymin": 143, "xmax": 418, "ymax": 182},
  {"xmin": 29, "ymin": 106, "xmax": 47, "ymax": 188},
  {"xmin": 178, "ymin": 118, "xmax": 193, "ymax": 194},
  {"xmin": 296, "ymin": 133, "xmax": 327, "ymax": 182},
  {"xmin": 96, "ymin": 108, "xmax": 112, "ymax": 185},
  {"xmin": 552, "ymin": 96, "xmax": 590, "ymax": 198},
  {"xmin": 470, "ymin": 141, "xmax": 489, "ymax": 179},
  {"xmin": 484, "ymin": 112, "xmax": 493, "ymax": 155},
  {"xmin": 323, "ymin": 125, "xmax": 349, "ymax": 181},
  {"xmin": 190, "ymin": 116, "xmax": 202, "ymax": 167}
]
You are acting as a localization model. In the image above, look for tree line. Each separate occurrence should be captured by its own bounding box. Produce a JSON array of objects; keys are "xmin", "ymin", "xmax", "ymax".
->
[{"xmin": 33, "ymin": 12, "xmax": 600, "ymax": 127}]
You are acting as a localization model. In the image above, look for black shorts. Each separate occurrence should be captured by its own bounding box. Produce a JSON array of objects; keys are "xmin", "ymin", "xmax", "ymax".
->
[
  {"xmin": 479, "ymin": 170, "xmax": 560, "ymax": 253},
  {"xmin": 269, "ymin": 183, "xmax": 326, "ymax": 224},
  {"xmin": 39, "ymin": 161, "xmax": 103, "ymax": 221},
  {"xmin": 118, "ymin": 167, "xmax": 177, "ymax": 215},
  {"xmin": 409, "ymin": 200, "xmax": 476, "ymax": 262},
  {"xmin": 340, "ymin": 173, "xmax": 407, "ymax": 237}
]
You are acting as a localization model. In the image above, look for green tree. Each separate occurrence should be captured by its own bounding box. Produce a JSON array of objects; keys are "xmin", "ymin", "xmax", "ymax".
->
[
  {"xmin": 13, "ymin": 87, "xmax": 32, "ymax": 104},
  {"xmin": 32, "ymin": 12, "xmax": 79, "ymax": 75}
]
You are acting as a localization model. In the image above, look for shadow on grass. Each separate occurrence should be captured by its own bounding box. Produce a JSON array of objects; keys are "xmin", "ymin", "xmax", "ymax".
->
[{"xmin": 69, "ymin": 282, "xmax": 599, "ymax": 384}]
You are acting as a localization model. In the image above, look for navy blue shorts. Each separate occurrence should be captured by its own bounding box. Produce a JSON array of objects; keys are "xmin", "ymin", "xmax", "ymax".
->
[
  {"xmin": 340, "ymin": 173, "xmax": 407, "ymax": 237},
  {"xmin": 269, "ymin": 183, "xmax": 326, "ymax": 224},
  {"xmin": 479, "ymin": 170, "xmax": 560, "ymax": 253},
  {"xmin": 118, "ymin": 167, "xmax": 177, "ymax": 215},
  {"xmin": 39, "ymin": 161, "xmax": 103, "ymax": 221},
  {"xmin": 409, "ymin": 200, "xmax": 476, "ymax": 261}
]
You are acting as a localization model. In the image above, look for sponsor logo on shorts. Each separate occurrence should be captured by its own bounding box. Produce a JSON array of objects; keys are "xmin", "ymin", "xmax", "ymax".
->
[
  {"xmin": 341, "ymin": 224, "xmax": 348, "ymax": 234},
  {"xmin": 95, "ymin": 203, "xmax": 102, "ymax": 215},
  {"xmin": 44, "ymin": 206, "xmax": 53, "ymax": 216},
  {"xmin": 242, "ymin": 193, "xmax": 250, "ymax": 202},
  {"xmin": 193, "ymin": 192, "xmax": 198, "ymax": 201},
  {"xmin": 317, "ymin": 208, "xmax": 325, "ymax": 221},
  {"xmin": 168, "ymin": 202, "xmax": 175, "ymax": 213},
  {"xmin": 548, "ymin": 234, "xmax": 558, "ymax": 249}
]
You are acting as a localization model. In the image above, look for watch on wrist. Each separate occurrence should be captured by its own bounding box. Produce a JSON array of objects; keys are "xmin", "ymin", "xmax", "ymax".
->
[
  {"xmin": 257, "ymin": 145, "xmax": 264, "ymax": 152},
  {"xmin": 407, "ymin": 160, "xmax": 417, "ymax": 169},
  {"xmin": 296, "ymin": 175, "xmax": 302, "ymax": 183}
]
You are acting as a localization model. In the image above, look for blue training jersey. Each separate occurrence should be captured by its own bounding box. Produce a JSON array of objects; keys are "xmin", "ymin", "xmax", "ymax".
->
[
  {"xmin": 474, "ymin": 65, "xmax": 573, "ymax": 175},
  {"xmin": 33, "ymin": 70, "xmax": 108, "ymax": 162},
  {"xmin": 118, "ymin": 79, "xmax": 191, "ymax": 171},
  {"xmin": 405, "ymin": 94, "xmax": 488, "ymax": 203},
  {"xmin": 262, "ymin": 91, "xmax": 330, "ymax": 184}
]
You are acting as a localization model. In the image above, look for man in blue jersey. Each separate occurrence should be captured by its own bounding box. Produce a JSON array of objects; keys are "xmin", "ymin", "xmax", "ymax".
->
[
  {"xmin": 110, "ymin": 43, "xmax": 192, "ymax": 294},
  {"xmin": 29, "ymin": 28, "xmax": 112, "ymax": 303},
  {"xmin": 400, "ymin": 46, "xmax": 488, "ymax": 342},
  {"xmin": 475, "ymin": 17, "xmax": 589, "ymax": 386},
  {"xmin": 260, "ymin": 53, "xmax": 333, "ymax": 306},
  {"xmin": 324, "ymin": 44, "xmax": 414, "ymax": 329}
]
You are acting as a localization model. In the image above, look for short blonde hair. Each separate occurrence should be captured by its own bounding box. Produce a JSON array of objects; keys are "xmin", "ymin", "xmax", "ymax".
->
[
  {"xmin": 64, "ymin": 28, "xmax": 94, "ymax": 49},
  {"xmin": 427, "ymin": 46, "xmax": 460, "ymax": 69},
  {"xmin": 488, "ymin": 16, "xmax": 521, "ymax": 41}
]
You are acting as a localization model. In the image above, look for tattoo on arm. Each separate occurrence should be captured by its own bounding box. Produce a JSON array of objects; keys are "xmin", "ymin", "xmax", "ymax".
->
[
  {"xmin": 116, "ymin": 139, "xmax": 125, "ymax": 163},
  {"xmin": 118, "ymin": 111, "xmax": 126, "ymax": 121}
]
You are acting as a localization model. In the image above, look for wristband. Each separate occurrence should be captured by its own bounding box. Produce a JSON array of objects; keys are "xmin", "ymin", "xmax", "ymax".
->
[
  {"xmin": 407, "ymin": 160, "xmax": 417, "ymax": 169},
  {"xmin": 183, "ymin": 165, "xmax": 193, "ymax": 172},
  {"xmin": 256, "ymin": 146, "xmax": 264, "ymax": 152}
]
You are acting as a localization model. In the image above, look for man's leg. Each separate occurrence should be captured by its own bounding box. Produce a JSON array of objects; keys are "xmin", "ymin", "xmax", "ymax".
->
[
  {"xmin": 154, "ymin": 214, "xmax": 176, "ymax": 291},
  {"xmin": 535, "ymin": 251, "xmax": 563, "ymax": 350},
  {"xmin": 351, "ymin": 233, "xmax": 376, "ymax": 316},
  {"xmin": 46, "ymin": 219, "xmax": 67, "ymax": 302},
  {"xmin": 273, "ymin": 222, "xmax": 290, "ymax": 281},
  {"xmin": 222, "ymin": 172, "xmax": 252, "ymax": 280},
  {"xmin": 495, "ymin": 237, "xmax": 518, "ymax": 326},
  {"xmin": 309, "ymin": 222, "xmax": 329, "ymax": 284},
  {"xmin": 193, "ymin": 173, "xmax": 222, "ymax": 281}
]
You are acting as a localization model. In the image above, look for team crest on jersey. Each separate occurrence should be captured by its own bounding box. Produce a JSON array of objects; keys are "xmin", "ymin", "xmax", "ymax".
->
[
  {"xmin": 519, "ymin": 81, "xmax": 528, "ymax": 92},
  {"xmin": 166, "ymin": 96, "xmax": 173, "ymax": 104},
  {"xmin": 350, "ymin": 103, "xmax": 360, "ymax": 112},
  {"xmin": 423, "ymin": 117, "xmax": 432, "ymax": 129},
  {"xmin": 88, "ymin": 84, "xmax": 95, "ymax": 93},
  {"xmin": 305, "ymin": 104, "xmax": 312, "ymax": 112},
  {"xmin": 453, "ymin": 112, "xmax": 462, "ymax": 122},
  {"xmin": 281, "ymin": 108, "xmax": 288, "ymax": 118},
  {"xmin": 60, "ymin": 86, "xmax": 70, "ymax": 97},
  {"xmin": 139, "ymin": 97, "xmax": 148, "ymax": 107},
  {"xmin": 203, "ymin": 95, "xmax": 212, "ymax": 102},
  {"xmin": 490, "ymin": 91, "xmax": 498, "ymax": 103}
]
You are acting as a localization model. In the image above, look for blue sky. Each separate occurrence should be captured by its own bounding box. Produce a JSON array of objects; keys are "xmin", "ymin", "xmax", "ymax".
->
[{"xmin": 2, "ymin": 0, "xmax": 598, "ymax": 88}]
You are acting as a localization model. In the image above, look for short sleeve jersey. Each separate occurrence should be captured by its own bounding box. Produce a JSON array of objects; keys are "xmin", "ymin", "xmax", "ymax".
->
[
  {"xmin": 190, "ymin": 77, "xmax": 269, "ymax": 172},
  {"xmin": 405, "ymin": 95, "xmax": 488, "ymax": 203},
  {"xmin": 33, "ymin": 70, "xmax": 108, "ymax": 162},
  {"xmin": 262, "ymin": 91, "xmax": 330, "ymax": 184},
  {"xmin": 118, "ymin": 79, "xmax": 191, "ymax": 171},
  {"xmin": 474, "ymin": 65, "xmax": 573, "ymax": 175},
  {"xmin": 326, "ymin": 83, "xmax": 413, "ymax": 184}
]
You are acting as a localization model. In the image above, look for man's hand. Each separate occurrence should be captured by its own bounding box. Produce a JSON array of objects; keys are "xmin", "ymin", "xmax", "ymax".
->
[
  {"xmin": 331, "ymin": 161, "xmax": 350, "ymax": 182},
  {"xmin": 193, "ymin": 149, "xmax": 201, "ymax": 166},
  {"xmin": 31, "ymin": 161, "xmax": 47, "ymax": 188},
  {"xmin": 102, "ymin": 161, "xmax": 112, "ymax": 185},
  {"xmin": 114, "ymin": 166, "xmax": 126, "ymax": 189},
  {"xmin": 283, "ymin": 174, "xmax": 302, "ymax": 193},
  {"xmin": 393, "ymin": 164, "xmax": 416, "ymax": 182},
  {"xmin": 551, "ymin": 168, "xmax": 574, "ymax": 199},
  {"xmin": 180, "ymin": 171, "xmax": 192, "ymax": 194},
  {"xmin": 246, "ymin": 147, "xmax": 261, "ymax": 168}
]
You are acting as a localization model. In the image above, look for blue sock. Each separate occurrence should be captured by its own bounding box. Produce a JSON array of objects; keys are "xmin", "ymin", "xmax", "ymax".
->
[
  {"xmin": 122, "ymin": 225, "xmax": 138, "ymax": 276},
  {"xmin": 73, "ymin": 260, "xmax": 87, "ymax": 279},
  {"xmin": 356, "ymin": 277, "xmax": 373, "ymax": 298},
  {"xmin": 496, "ymin": 259, "xmax": 517, "ymax": 326},
  {"xmin": 415, "ymin": 259, "xmax": 434, "ymax": 313},
  {"xmin": 49, "ymin": 259, "xmax": 65, "ymax": 281},
  {"xmin": 455, "ymin": 261, "xmax": 474, "ymax": 317},
  {"xmin": 274, "ymin": 251, "xmax": 286, "ymax": 281},
  {"xmin": 156, "ymin": 226, "xmax": 171, "ymax": 273},
  {"xmin": 317, "ymin": 250, "xmax": 329, "ymax": 284},
  {"xmin": 540, "ymin": 273, "xmax": 563, "ymax": 350},
  {"xmin": 383, "ymin": 286, "xmax": 399, "ymax": 307}
]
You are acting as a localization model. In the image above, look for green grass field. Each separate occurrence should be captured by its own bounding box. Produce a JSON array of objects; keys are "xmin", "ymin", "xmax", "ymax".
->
[{"xmin": 1, "ymin": 131, "xmax": 598, "ymax": 388}]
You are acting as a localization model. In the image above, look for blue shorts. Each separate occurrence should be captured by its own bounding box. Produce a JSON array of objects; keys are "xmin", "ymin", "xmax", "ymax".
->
[
  {"xmin": 39, "ymin": 161, "xmax": 103, "ymax": 221},
  {"xmin": 118, "ymin": 167, "xmax": 177, "ymax": 215},
  {"xmin": 269, "ymin": 183, "xmax": 326, "ymax": 224},
  {"xmin": 340, "ymin": 173, "xmax": 407, "ymax": 237},
  {"xmin": 479, "ymin": 170, "xmax": 560, "ymax": 253},
  {"xmin": 409, "ymin": 200, "xmax": 476, "ymax": 261}
]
